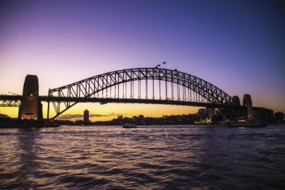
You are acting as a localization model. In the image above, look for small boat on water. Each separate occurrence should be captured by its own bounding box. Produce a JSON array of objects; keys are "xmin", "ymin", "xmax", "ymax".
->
[
  {"xmin": 228, "ymin": 119, "xmax": 267, "ymax": 128},
  {"xmin": 122, "ymin": 123, "xmax": 137, "ymax": 128}
]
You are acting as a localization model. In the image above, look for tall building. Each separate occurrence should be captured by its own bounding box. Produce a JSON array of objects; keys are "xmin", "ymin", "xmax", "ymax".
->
[
  {"xmin": 84, "ymin": 109, "xmax": 90, "ymax": 124},
  {"xmin": 19, "ymin": 75, "xmax": 39, "ymax": 120}
]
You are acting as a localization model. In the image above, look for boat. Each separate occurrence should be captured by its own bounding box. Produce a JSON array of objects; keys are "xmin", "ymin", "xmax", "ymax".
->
[
  {"xmin": 122, "ymin": 123, "xmax": 137, "ymax": 128},
  {"xmin": 228, "ymin": 119, "xmax": 267, "ymax": 127}
]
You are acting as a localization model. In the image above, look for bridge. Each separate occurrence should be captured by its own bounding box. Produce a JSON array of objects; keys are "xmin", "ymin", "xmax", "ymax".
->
[{"xmin": 0, "ymin": 67, "xmax": 270, "ymax": 120}]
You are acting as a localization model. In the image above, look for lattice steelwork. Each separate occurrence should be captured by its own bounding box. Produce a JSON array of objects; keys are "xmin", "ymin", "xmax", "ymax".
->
[
  {"xmin": 0, "ymin": 95, "xmax": 22, "ymax": 107},
  {"xmin": 48, "ymin": 67, "xmax": 233, "ymax": 119},
  {"xmin": 0, "ymin": 99, "xmax": 21, "ymax": 107}
]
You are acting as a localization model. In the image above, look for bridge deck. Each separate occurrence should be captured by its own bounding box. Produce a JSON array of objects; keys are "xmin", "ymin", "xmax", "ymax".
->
[{"xmin": 0, "ymin": 94, "xmax": 248, "ymax": 109}]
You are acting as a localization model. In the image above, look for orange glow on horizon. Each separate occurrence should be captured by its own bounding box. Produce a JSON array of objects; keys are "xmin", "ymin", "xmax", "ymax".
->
[{"xmin": 0, "ymin": 103, "xmax": 199, "ymax": 122}]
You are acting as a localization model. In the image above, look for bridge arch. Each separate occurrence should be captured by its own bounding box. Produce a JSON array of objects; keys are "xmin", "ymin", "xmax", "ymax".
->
[{"xmin": 48, "ymin": 67, "xmax": 232, "ymax": 119}]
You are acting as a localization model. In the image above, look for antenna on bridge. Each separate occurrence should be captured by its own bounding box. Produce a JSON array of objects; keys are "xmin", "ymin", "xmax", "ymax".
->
[
  {"xmin": 162, "ymin": 61, "xmax": 166, "ymax": 68},
  {"xmin": 155, "ymin": 62, "xmax": 166, "ymax": 68}
]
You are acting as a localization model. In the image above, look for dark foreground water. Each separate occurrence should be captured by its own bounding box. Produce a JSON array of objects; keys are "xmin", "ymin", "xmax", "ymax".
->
[{"xmin": 0, "ymin": 125, "xmax": 285, "ymax": 190}]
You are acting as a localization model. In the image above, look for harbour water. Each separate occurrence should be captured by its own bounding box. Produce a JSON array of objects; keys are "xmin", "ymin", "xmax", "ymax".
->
[{"xmin": 0, "ymin": 125, "xmax": 285, "ymax": 189}]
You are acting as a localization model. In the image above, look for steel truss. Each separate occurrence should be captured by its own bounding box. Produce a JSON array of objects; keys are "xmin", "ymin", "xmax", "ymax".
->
[
  {"xmin": 48, "ymin": 67, "xmax": 233, "ymax": 119},
  {"xmin": 0, "ymin": 100, "xmax": 21, "ymax": 107},
  {"xmin": 0, "ymin": 95, "xmax": 22, "ymax": 107}
]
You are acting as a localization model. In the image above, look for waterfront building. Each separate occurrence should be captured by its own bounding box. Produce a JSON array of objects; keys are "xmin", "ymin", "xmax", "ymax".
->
[{"xmin": 84, "ymin": 109, "xmax": 90, "ymax": 124}]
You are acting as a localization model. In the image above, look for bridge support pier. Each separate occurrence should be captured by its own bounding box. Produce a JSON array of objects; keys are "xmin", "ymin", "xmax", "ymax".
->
[
  {"xmin": 243, "ymin": 94, "xmax": 253, "ymax": 119},
  {"xmin": 47, "ymin": 100, "xmax": 50, "ymax": 119},
  {"xmin": 18, "ymin": 75, "xmax": 42, "ymax": 120}
]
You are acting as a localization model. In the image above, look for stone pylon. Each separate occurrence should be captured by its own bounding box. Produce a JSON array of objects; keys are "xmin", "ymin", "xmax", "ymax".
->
[
  {"xmin": 19, "ymin": 75, "xmax": 39, "ymax": 120},
  {"xmin": 243, "ymin": 94, "xmax": 253, "ymax": 119}
]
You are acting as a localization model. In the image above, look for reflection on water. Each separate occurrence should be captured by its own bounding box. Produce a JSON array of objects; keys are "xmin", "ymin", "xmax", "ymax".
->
[
  {"xmin": 17, "ymin": 128, "xmax": 39, "ymax": 188},
  {"xmin": 0, "ymin": 125, "xmax": 285, "ymax": 189}
]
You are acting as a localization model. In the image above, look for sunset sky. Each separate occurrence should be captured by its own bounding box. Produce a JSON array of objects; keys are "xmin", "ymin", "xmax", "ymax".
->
[{"xmin": 1, "ymin": 0, "xmax": 284, "ymax": 121}]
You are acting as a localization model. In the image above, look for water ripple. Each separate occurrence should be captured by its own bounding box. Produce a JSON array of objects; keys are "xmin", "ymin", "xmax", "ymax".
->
[{"xmin": 0, "ymin": 125, "xmax": 285, "ymax": 189}]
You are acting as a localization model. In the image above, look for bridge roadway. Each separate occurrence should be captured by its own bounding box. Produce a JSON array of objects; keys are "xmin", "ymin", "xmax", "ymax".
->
[
  {"xmin": 0, "ymin": 94, "xmax": 252, "ymax": 109},
  {"xmin": 0, "ymin": 94, "xmax": 273, "ymax": 120},
  {"xmin": 0, "ymin": 94, "xmax": 228, "ymax": 108}
]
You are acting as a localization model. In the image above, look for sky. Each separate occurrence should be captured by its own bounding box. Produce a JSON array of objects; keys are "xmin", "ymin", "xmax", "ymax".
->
[{"xmin": 0, "ymin": 0, "xmax": 284, "ymax": 121}]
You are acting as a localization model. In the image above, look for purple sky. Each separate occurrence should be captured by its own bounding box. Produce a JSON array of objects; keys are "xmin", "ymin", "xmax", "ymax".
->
[{"xmin": 0, "ymin": 0, "xmax": 284, "ymax": 118}]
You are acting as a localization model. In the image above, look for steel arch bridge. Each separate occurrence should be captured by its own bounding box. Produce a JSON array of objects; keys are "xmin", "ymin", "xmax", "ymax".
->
[{"xmin": 48, "ymin": 67, "xmax": 233, "ymax": 119}]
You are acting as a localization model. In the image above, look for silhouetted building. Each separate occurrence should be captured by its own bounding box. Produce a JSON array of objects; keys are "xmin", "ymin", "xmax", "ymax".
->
[
  {"xmin": 84, "ymin": 109, "xmax": 90, "ymax": 124},
  {"xmin": 19, "ymin": 75, "xmax": 40, "ymax": 120}
]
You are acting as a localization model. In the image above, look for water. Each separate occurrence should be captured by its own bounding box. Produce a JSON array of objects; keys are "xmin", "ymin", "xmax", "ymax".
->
[{"xmin": 0, "ymin": 125, "xmax": 285, "ymax": 189}]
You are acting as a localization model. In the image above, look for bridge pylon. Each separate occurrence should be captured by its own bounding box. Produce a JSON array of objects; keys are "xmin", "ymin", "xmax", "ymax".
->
[{"xmin": 18, "ymin": 75, "xmax": 42, "ymax": 120}]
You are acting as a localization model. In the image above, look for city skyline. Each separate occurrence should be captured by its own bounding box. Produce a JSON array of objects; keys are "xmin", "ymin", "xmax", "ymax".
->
[{"xmin": 1, "ymin": 0, "xmax": 284, "ymax": 121}]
